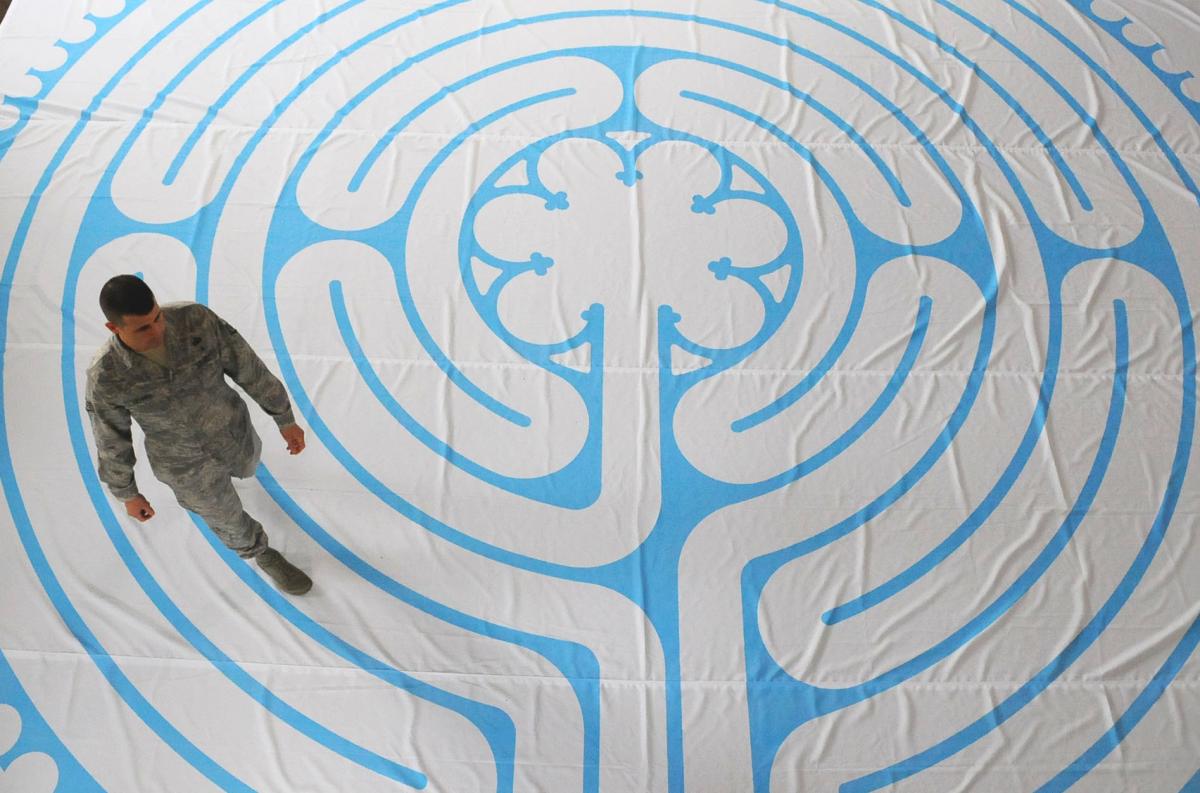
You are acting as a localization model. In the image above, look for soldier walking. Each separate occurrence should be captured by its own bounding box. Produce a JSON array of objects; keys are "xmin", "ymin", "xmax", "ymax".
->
[{"xmin": 85, "ymin": 274, "xmax": 313, "ymax": 595}]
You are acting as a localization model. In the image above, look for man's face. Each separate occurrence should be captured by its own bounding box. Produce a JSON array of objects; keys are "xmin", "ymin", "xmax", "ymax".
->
[{"xmin": 107, "ymin": 304, "xmax": 166, "ymax": 352}]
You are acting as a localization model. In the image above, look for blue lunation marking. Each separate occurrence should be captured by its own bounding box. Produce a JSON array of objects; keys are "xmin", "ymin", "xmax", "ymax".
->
[
  {"xmin": 163, "ymin": 0, "xmax": 368, "ymax": 185},
  {"xmin": 1002, "ymin": 0, "xmax": 1200, "ymax": 209},
  {"xmin": 1182, "ymin": 766, "xmax": 1200, "ymax": 793},
  {"xmin": 0, "ymin": 650, "xmax": 103, "ymax": 790},
  {"xmin": 1063, "ymin": 0, "xmax": 1200, "ymax": 126},
  {"xmin": 0, "ymin": 2, "xmax": 148, "ymax": 162}
]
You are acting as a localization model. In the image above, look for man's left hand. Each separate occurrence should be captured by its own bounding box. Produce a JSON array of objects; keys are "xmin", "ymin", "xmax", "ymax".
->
[{"xmin": 281, "ymin": 423, "xmax": 306, "ymax": 455}]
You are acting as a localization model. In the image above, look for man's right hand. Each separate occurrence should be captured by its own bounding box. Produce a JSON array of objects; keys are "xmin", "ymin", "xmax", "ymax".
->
[{"xmin": 124, "ymin": 495, "xmax": 155, "ymax": 522}]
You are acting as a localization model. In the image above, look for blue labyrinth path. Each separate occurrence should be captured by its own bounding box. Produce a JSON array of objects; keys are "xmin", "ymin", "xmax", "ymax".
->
[{"xmin": 1, "ymin": 0, "xmax": 1199, "ymax": 790}]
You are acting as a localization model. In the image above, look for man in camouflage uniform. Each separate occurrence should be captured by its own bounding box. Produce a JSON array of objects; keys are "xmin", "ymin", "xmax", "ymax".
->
[{"xmin": 85, "ymin": 274, "xmax": 313, "ymax": 595}]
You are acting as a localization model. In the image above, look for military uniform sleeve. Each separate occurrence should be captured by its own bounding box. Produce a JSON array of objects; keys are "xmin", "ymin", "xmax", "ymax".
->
[
  {"xmin": 85, "ymin": 375, "xmax": 141, "ymax": 501},
  {"xmin": 211, "ymin": 309, "xmax": 297, "ymax": 427}
]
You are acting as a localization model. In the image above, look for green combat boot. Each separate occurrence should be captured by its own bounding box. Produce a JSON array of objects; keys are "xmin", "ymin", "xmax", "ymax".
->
[{"xmin": 256, "ymin": 549, "xmax": 313, "ymax": 595}]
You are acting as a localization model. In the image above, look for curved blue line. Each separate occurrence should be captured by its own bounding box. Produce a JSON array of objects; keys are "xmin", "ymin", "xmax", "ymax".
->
[
  {"xmin": 677, "ymin": 91, "xmax": 931, "ymax": 438},
  {"xmin": 266, "ymin": 287, "xmax": 595, "ymax": 580},
  {"xmin": 843, "ymin": 298, "xmax": 1129, "ymax": 791},
  {"xmin": 730, "ymin": 281, "xmax": 870, "ymax": 434},
  {"xmin": 1041, "ymin": 614, "xmax": 1200, "ymax": 792},
  {"xmin": 342, "ymin": 20, "xmax": 557, "ymax": 193},
  {"xmin": 283, "ymin": 71, "xmax": 583, "ymax": 429},
  {"xmin": 163, "ymin": 0, "xmax": 368, "ymax": 185},
  {"xmin": 851, "ymin": 0, "xmax": 1093, "ymax": 212},
  {"xmin": 366, "ymin": 85, "xmax": 578, "ymax": 427},
  {"xmin": 1065, "ymin": 0, "xmax": 1200, "ymax": 128},
  {"xmin": 740, "ymin": 305, "xmax": 1002, "ymax": 681},
  {"xmin": 677, "ymin": 79, "xmax": 908, "ymax": 207},
  {"xmin": 133, "ymin": 0, "xmax": 290, "ymax": 178},
  {"xmin": 0, "ymin": 3, "xmax": 148, "ymax": 162},
  {"xmin": 330, "ymin": 279, "xmax": 580, "ymax": 494},
  {"xmin": 746, "ymin": 296, "xmax": 933, "ymax": 493}
]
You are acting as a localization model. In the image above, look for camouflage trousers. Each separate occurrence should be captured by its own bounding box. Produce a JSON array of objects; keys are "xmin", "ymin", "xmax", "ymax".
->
[{"xmin": 161, "ymin": 430, "xmax": 267, "ymax": 558}]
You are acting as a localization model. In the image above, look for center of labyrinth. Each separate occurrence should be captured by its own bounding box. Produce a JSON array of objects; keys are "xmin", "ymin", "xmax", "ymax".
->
[{"xmin": 468, "ymin": 133, "xmax": 795, "ymax": 369}]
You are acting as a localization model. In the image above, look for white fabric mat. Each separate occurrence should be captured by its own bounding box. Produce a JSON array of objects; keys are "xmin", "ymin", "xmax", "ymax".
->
[{"xmin": 1, "ymin": 1, "xmax": 1199, "ymax": 790}]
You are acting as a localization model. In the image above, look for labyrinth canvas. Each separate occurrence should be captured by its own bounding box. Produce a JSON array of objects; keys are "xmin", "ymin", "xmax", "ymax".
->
[{"xmin": 1, "ymin": 0, "xmax": 1199, "ymax": 790}]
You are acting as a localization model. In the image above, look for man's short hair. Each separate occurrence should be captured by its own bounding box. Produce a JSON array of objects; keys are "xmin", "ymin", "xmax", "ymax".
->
[{"xmin": 99, "ymin": 275, "xmax": 156, "ymax": 325}]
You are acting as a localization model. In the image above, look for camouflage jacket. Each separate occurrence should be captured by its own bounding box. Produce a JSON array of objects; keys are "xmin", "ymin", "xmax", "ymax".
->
[{"xmin": 85, "ymin": 302, "xmax": 295, "ymax": 501}]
